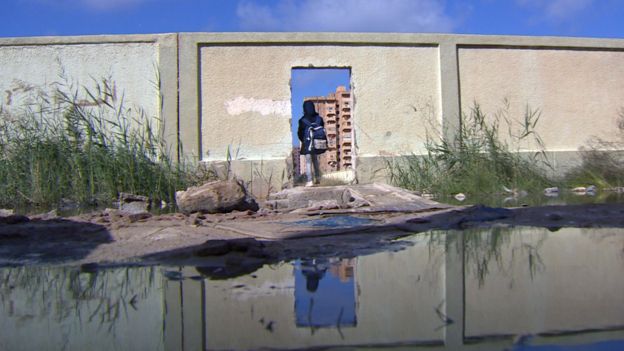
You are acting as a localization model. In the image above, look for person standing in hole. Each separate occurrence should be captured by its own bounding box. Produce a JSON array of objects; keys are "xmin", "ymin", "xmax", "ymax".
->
[{"xmin": 298, "ymin": 100, "xmax": 327, "ymax": 187}]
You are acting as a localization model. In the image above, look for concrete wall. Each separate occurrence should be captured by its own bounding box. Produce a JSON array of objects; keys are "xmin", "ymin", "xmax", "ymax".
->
[
  {"xmin": 0, "ymin": 34, "xmax": 179, "ymax": 154},
  {"xmin": 2, "ymin": 32, "xmax": 624, "ymax": 189},
  {"xmin": 198, "ymin": 44, "xmax": 439, "ymax": 161},
  {"xmin": 175, "ymin": 33, "xmax": 622, "ymax": 190}
]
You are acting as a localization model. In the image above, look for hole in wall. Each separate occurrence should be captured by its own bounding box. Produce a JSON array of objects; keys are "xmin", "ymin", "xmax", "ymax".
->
[{"xmin": 290, "ymin": 67, "xmax": 354, "ymax": 184}]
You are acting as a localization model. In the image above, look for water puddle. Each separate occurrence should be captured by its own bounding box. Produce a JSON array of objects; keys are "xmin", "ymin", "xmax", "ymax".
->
[
  {"xmin": 1, "ymin": 226, "xmax": 624, "ymax": 350},
  {"xmin": 287, "ymin": 215, "xmax": 378, "ymax": 228}
]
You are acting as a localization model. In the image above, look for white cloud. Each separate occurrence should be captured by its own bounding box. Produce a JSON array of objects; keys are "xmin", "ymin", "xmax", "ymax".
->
[
  {"xmin": 517, "ymin": 0, "xmax": 593, "ymax": 22},
  {"xmin": 236, "ymin": 0, "xmax": 456, "ymax": 33}
]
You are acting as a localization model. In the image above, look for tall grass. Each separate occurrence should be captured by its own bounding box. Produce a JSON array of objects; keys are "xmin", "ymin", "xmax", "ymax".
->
[
  {"xmin": 0, "ymin": 77, "xmax": 210, "ymax": 210},
  {"xmin": 565, "ymin": 108, "xmax": 624, "ymax": 188},
  {"xmin": 388, "ymin": 102, "xmax": 555, "ymax": 197}
]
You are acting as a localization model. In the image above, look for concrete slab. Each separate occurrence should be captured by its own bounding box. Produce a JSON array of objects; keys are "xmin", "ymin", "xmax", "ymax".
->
[
  {"xmin": 216, "ymin": 183, "xmax": 452, "ymax": 240},
  {"xmin": 266, "ymin": 182, "xmax": 448, "ymax": 213}
]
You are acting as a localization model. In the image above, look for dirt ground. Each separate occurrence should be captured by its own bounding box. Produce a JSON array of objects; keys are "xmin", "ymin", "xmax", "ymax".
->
[{"xmin": 2, "ymin": 201, "xmax": 624, "ymax": 274}]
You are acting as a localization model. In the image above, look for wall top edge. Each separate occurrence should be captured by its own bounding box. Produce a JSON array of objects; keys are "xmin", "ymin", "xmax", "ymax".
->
[
  {"xmin": 2, "ymin": 32, "xmax": 623, "ymax": 49},
  {"xmin": 0, "ymin": 33, "xmax": 177, "ymax": 46},
  {"xmin": 179, "ymin": 31, "xmax": 624, "ymax": 49}
]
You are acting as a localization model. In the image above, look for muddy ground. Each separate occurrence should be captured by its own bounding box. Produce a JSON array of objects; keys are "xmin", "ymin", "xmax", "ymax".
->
[{"xmin": 2, "ymin": 201, "xmax": 624, "ymax": 276}]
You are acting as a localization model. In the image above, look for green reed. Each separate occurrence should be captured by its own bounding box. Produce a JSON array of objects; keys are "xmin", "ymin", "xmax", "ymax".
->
[
  {"xmin": 388, "ymin": 101, "xmax": 555, "ymax": 197},
  {"xmin": 0, "ymin": 77, "xmax": 211, "ymax": 210}
]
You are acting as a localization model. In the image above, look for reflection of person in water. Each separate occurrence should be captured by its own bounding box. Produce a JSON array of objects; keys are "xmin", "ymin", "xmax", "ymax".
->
[
  {"xmin": 295, "ymin": 258, "xmax": 358, "ymax": 328},
  {"xmin": 300, "ymin": 259, "xmax": 328, "ymax": 292}
]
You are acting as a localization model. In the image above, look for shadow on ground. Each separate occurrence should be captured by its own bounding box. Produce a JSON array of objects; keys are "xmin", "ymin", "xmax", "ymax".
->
[{"xmin": 0, "ymin": 215, "xmax": 112, "ymax": 265}]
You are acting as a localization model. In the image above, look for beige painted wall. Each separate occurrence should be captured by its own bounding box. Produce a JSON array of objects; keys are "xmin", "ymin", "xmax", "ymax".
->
[
  {"xmin": 458, "ymin": 47, "xmax": 624, "ymax": 152},
  {"xmin": 0, "ymin": 34, "xmax": 179, "ymax": 153},
  {"xmin": 185, "ymin": 33, "xmax": 624, "ymax": 186},
  {"xmin": 199, "ymin": 44, "xmax": 440, "ymax": 161},
  {"xmin": 0, "ymin": 42, "xmax": 158, "ymax": 121}
]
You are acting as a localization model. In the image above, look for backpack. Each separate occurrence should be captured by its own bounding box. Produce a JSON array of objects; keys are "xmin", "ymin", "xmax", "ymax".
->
[{"xmin": 302, "ymin": 116, "xmax": 328, "ymax": 153}]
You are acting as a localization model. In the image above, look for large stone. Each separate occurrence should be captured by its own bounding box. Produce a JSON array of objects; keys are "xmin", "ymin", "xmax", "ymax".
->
[
  {"xmin": 119, "ymin": 192, "xmax": 150, "ymax": 215},
  {"xmin": 176, "ymin": 180, "xmax": 258, "ymax": 214}
]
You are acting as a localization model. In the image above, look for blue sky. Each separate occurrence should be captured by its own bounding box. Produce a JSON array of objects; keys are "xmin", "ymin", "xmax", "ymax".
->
[
  {"xmin": 1, "ymin": 0, "xmax": 623, "ymax": 38},
  {"xmin": 2, "ymin": 0, "xmax": 623, "ymax": 146}
]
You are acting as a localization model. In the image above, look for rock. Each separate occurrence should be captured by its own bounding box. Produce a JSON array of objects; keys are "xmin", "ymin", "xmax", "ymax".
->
[
  {"xmin": 176, "ymin": 180, "xmax": 258, "ymax": 214},
  {"xmin": 0, "ymin": 209, "xmax": 14, "ymax": 216},
  {"xmin": 120, "ymin": 192, "xmax": 149, "ymax": 203},
  {"xmin": 196, "ymin": 261, "xmax": 265, "ymax": 279},
  {"xmin": 103, "ymin": 208, "xmax": 119, "ymax": 216},
  {"xmin": 307, "ymin": 199, "xmax": 340, "ymax": 211},
  {"xmin": 570, "ymin": 185, "xmax": 597, "ymax": 196},
  {"xmin": 194, "ymin": 238, "xmax": 266, "ymax": 257},
  {"xmin": 0, "ymin": 214, "xmax": 30, "ymax": 225},
  {"xmin": 185, "ymin": 212, "xmax": 203, "ymax": 226},
  {"xmin": 119, "ymin": 193, "xmax": 150, "ymax": 215},
  {"xmin": 406, "ymin": 217, "xmax": 431, "ymax": 224},
  {"xmin": 503, "ymin": 186, "xmax": 526, "ymax": 198},
  {"xmin": 195, "ymin": 240, "xmax": 232, "ymax": 256},
  {"xmin": 544, "ymin": 187, "xmax": 559, "ymax": 197},
  {"xmin": 31, "ymin": 209, "xmax": 59, "ymax": 221},
  {"xmin": 59, "ymin": 198, "xmax": 79, "ymax": 212},
  {"xmin": 229, "ymin": 238, "xmax": 264, "ymax": 252},
  {"xmin": 453, "ymin": 205, "xmax": 512, "ymax": 228},
  {"xmin": 127, "ymin": 212, "xmax": 152, "ymax": 223},
  {"xmin": 547, "ymin": 213, "xmax": 563, "ymax": 221},
  {"xmin": 120, "ymin": 201, "xmax": 150, "ymax": 214},
  {"xmin": 586, "ymin": 185, "xmax": 597, "ymax": 196},
  {"xmin": 263, "ymin": 199, "xmax": 290, "ymax": 210}
]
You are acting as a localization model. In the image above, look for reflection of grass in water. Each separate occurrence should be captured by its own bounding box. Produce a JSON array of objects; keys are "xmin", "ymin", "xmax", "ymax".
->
[
  {"xmin": 427, "ymin": 226, "xmax": 547, "ymax": 287},
  {"xmin": 0, "ymin": 266, "xmax": 157, "ymax": 336}
]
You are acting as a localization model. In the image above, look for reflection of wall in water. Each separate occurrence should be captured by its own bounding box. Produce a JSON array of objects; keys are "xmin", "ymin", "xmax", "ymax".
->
[
  {"xmin": 465, "ymin": 227, "xmax": 624, "ymax": 337},
  {"xmin": 163, "ymin": 228, "xmax": 624, "ymax": 349},
  {"xmin": 195, "ymin": 238, "xmax": 446, "ymax": 350},
  {"xmin": 0, "ymin": 267, "xmax": 164, "ymax": 351}
]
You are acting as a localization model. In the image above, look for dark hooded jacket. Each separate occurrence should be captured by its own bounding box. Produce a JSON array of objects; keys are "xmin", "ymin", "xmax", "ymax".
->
[{"xmin": 297, "ymin": 100, "xmax": 325, "ymax": 155}]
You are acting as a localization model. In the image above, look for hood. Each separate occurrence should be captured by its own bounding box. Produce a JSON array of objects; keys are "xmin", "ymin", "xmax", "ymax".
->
[{"xmin": 303, "ymin": 101, "xmax": 317, "ymax": 116}]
